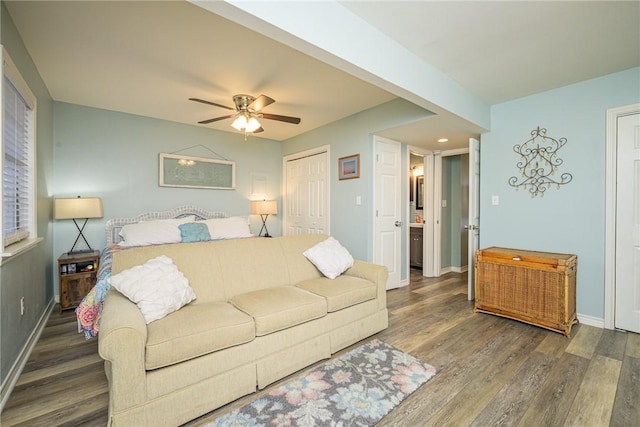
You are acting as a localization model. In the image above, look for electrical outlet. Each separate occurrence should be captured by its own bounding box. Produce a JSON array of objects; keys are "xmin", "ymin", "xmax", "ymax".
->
[{"xmin": 20, "ymin": 297, "xmax": 25, "ymax": 316}]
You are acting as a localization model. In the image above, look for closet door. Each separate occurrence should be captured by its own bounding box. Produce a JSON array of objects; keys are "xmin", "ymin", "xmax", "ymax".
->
[{"xmin": 284, "ymin": 151, "xmax": 328, "ymax": 235}]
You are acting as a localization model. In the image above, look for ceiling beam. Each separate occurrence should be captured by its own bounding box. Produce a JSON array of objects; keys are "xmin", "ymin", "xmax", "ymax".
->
[{"xmin": 191, "ymin": 0, "xmax": 490, "ymax": 133}]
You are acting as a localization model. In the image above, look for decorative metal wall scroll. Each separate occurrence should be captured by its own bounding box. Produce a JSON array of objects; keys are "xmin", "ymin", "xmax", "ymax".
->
[{"xmin": 508, "ymin": 126, "xmax": 573, "ymax": 198}]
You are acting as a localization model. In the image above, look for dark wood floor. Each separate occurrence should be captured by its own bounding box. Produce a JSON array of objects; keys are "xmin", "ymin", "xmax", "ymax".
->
[{"xmin": 2, "ymin": 270, "xmax": 638, "ymax": 426}]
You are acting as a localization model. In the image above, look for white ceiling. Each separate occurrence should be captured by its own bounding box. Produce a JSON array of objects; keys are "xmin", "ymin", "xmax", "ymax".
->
[{"xmin": 5, "ymin": 1, "xmax": 640, "ymax": 150}]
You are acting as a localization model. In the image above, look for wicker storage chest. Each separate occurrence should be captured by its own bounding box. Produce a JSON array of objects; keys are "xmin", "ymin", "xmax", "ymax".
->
[{"xmin": 474, "ymin": 247, "xmax": 577, "ymax": 337}]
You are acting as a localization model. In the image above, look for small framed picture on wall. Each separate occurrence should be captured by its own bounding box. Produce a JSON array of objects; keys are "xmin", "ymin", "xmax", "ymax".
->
[{"xmin": 338, "ymin": 154, "xmax": 360, "ymax": 180}]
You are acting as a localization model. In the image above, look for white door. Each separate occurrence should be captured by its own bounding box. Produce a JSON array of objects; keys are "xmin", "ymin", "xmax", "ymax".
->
[
  {"xmin": 467, "ymin": 138, "xmax": 480, "ymax": 300},
  {"xmin": 615, "ymin": 112, "xmax": 640, "ymax": 333},
  {"xmin": 284, "ymin": 151, "xmax": 328, "ymax": 235},
  {"xmin": 374, "ymin": 136, "xmax": 402, "ymax": 290}
]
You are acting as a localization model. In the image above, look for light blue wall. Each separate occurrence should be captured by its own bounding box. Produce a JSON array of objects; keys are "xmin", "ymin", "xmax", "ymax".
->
[
  {"xmin": 282, "ymin": 98, "xmax": 433, "ymax": 268},
  {"xmin": 0, "ymin": 2, "xmax": 55, "ymax": 390},
  {"xmin": 52, "ymin": 102, "xmax": 283, "ymax": 293},
  {"xmin": 480, "ymin": 67, "xmax": 640, "ymax": 320}
]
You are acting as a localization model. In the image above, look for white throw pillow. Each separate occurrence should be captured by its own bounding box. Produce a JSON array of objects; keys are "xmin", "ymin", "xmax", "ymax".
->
[
  {"xmin": 202, "ymin": 216, "xmax": 252, "ymax": 240},
  {"xmin": 303, "ymin": 236, "xmax": 354, "ymax": 279},
  {"xmin": 119, "ymin": 216, "xmax": 195, "ymax": 247},
  {"xmin": 110, "ymin": 255, "xmax": 196, "ymax": 323}
]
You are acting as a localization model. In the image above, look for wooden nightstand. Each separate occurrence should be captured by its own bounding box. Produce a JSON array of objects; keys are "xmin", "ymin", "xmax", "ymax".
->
[{"xmin": 58, "ymin": 250, "xmax": 100, "ymax": 313}]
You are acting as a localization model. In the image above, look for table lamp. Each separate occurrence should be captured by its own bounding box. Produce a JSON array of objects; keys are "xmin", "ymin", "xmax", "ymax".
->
[
  {"xmin": 54, "ymin": 196, "xmax": 103, "ymax": 254},
  {"xmin": 251, "ymin": 200, "xmax": 277, "ymax": 237}
]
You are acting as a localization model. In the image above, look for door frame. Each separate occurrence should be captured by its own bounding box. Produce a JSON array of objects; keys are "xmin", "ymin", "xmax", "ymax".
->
[
  {"xmin": 408, "ymin": 146, "xmax": 431, "ymax": 277},
  {"xmin": 604, "ymin": 103, "xmax": 640, "ymax": 329},
  {"xmin": 282, "ymin": 145, "xmax": 331, "ymax": 236}
]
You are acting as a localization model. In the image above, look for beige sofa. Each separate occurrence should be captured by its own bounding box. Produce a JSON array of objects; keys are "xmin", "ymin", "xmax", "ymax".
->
[{"xmin": 98, "ymin": 234, "xmax": 389, "ymax": 426}]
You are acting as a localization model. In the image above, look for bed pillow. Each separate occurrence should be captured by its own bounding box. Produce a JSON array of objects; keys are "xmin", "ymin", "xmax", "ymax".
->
[
  {"xmin": 179, "ymin": 222, "xmax": 211, "ymax": 243},
  {"xmin": 202, "ymin": 216, "xmax": 252, "ymax": 240},
  {"xmin": 118, "ymin": 216, "xmax": 195, "ymax": 247},
  {"xmin": 109, "ymin": 255, "xmax": 196, "ymax": 324},
  {"xmin": 303, "ymin": 236, "xmax": 354, "ymax": 279}
]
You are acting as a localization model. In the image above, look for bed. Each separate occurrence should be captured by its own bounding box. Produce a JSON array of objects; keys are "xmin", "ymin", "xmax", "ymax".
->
[{"xmin": 75, "ymin": 205, "xmax": 234, "ymax": 339}]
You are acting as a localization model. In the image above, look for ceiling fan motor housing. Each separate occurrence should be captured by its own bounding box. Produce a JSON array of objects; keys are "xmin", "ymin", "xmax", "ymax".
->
[{"xmin": 233, "ymin": 94, "xmax": 255, "ymax": 112}]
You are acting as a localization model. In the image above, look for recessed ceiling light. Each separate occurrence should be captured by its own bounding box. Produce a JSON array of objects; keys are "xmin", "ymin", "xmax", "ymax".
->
[{"xmin": 437, "ymin": 138, "xmax": 449, "ymax": 143}]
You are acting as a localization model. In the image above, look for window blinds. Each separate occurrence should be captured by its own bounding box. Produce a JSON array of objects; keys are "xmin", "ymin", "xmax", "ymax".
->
[{"xmin": 3, "ymin": 76, "xmax": 33, "ymax": 247}]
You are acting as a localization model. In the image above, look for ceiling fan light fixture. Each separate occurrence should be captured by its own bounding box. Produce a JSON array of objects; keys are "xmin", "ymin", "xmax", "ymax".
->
[
  {"xmin": 191, "ymin": 94, "xmax": 300, "ymax": 135},
  {"xmin": 231, "ymin": 114, "xmax": 248, "ymax": 131},
  {"xmin": 245, "ymin": 116, "xmax": 261, "ymax": 133},
  {"xmin": 231, "ymin": 113, "xmax": 261, "ymax": 133}
]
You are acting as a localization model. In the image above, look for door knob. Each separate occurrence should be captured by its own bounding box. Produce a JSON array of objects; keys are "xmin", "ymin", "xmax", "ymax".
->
[{"xmin": 395, "ymin": 221, "xmax": 402, "ymax": 227}]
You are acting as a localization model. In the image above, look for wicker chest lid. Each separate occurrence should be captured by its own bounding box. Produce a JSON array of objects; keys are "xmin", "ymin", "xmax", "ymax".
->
[{"xmin": 476, "ymin": 247, "xmax": 577, "ymax": 270}]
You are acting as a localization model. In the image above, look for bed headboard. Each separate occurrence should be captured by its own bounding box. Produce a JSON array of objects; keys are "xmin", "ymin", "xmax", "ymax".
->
[{"xmin": 105, "ymin": 205, "xmax": 228, "ymax": 245}]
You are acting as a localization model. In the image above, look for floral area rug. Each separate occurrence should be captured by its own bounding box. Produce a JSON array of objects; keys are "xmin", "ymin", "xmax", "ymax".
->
[{"xmin": 206, "ymin": 339, "xmax": 437, "ymax": 427}]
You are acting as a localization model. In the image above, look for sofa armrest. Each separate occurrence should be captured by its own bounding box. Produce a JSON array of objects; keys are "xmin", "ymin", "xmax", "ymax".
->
[
  {"xmin": 345, "ymin": 260, "xmax": 388, "ymax": 309},
  {"xmin": 98, "ymin": 288, "xmax": 148, "ymax": 412}
]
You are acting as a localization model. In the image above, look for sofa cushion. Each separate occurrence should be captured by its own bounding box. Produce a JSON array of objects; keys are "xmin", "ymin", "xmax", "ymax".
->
[
  {"xmin": 145, "ymin": 302, "xmax": 255, "ymax": 370},
  {"xmin": 296, "ymin": 276, "xmax": 377, "ymax": 312},
  {"xmin": 230, "ymin": 286, "xmax": 327, "ymax": 336}
]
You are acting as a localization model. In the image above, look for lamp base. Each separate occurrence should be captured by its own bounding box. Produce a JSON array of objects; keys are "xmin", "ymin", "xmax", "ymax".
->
[{"xmin": 258, "ymin": 214, "xmax": 272, "ymax": 237}]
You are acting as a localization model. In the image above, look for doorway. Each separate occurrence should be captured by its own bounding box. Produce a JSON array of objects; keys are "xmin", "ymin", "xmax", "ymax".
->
[{"xmin": 407, "ymin": 148, "xmax": 470, "ymax": 279}]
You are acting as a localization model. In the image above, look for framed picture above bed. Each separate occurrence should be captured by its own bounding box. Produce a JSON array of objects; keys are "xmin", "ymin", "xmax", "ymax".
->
[{"xmin": 159, "ymin": 153, "xmax": 236, "ymax": 190}]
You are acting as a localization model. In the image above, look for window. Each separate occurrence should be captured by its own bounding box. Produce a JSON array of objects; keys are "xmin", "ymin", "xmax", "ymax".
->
[{"xmin": 2, "ymin": 47, "xmax": 37, "ymax": 256}]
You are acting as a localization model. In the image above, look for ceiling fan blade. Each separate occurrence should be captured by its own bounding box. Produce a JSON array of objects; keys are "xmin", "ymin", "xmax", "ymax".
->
[
  {"xmin": 248, "ymin": 95, "xmax": 275, "ymax": 112},
  {"xmin": 261, "ymin": 113, "xmax": 301, "ymax": 125},
  {"xmin": 198, "ymin": 114, "xmax": 235, "ymax": 124},
  {"xmin": 189, "ymin": 98, "xmax": 235, "ymax": 111},
  {"xmin": 253, "ymin": 127, "xmax": 265, "ymax": 133}
]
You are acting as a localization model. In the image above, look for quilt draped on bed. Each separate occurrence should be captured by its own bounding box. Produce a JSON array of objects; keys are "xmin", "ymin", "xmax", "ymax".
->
[{"xmin": 75, "ymin": 245, "xmax": 123, "ymax": 339}]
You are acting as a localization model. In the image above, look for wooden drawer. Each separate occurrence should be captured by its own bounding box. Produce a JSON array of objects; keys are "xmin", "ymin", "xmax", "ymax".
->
[{"xmin": 474, "ymin": 247, "xmax": 577, "ymax": 337}]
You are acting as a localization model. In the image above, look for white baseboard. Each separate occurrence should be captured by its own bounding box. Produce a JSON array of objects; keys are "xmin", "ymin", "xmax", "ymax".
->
[
  {"xmin": 0, "ymin": 298, "xmax": 54, "ymax": 413},
  {"xmin": 440, "ymin": 265, "xmax": 468, "ymax": 275},
  {"xmin": 577, "ymin": 313, "xmax": 604, "ymax": 329},
  {"xmin": 440, "ymin": 266, "xmax": 452, "ymax": 275}
]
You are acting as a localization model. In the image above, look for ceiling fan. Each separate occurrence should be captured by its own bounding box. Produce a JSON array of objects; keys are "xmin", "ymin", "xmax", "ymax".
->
[{"xmin": 189, "ymin": 94, "xmax": 301, "ymax": 136}]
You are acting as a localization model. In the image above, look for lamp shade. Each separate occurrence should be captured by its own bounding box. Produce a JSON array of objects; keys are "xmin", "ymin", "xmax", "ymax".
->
[
  {"xmin": 251, "ymin": 200, "xmax": 277, "ymax": 215},
  {"xmin": 54, "ymin": 197, "xmax": 103, "ymax": 220}
]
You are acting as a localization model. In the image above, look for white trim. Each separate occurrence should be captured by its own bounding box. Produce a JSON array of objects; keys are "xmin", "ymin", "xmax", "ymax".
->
[
  {"xmin": 604, "ymin": 103, "xmax": 640, "ymax": 330},
  {"xmin": 408, "ymin": 146, "xmax": 430, "ymax": 281},
  {"xmin": 0, "ymin": 236, "xmax": 44, "ymax": 265},
  {"xmin": 432, "ymin": 152, "xmax": 442, "ymax": 277},
  {"xmin": 423, "ymin": 154, "xmax": 435, "ymax": 276},
  {"xmin": 577, "ymin": 313, "xmax": 604, "ymax": 329},
  {"xmin": 0, "ymin": 299, "xmax": 54, "ymax": 413},
  {"xmin": 440, "ymin": 265, "xmax": 468, "ymax": 275}
]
